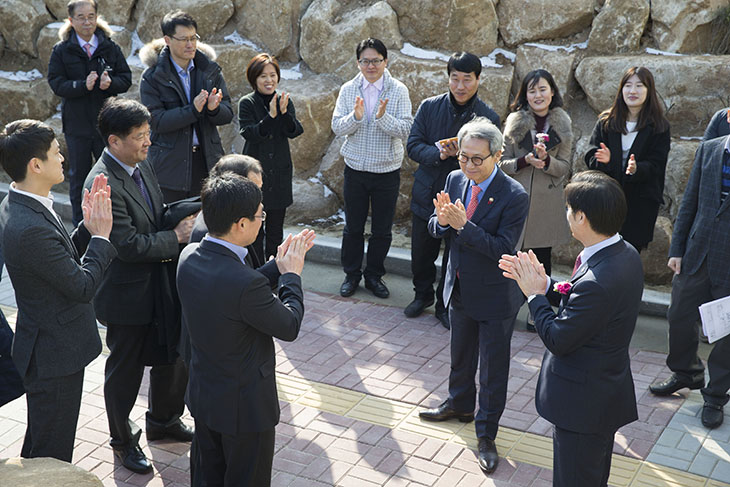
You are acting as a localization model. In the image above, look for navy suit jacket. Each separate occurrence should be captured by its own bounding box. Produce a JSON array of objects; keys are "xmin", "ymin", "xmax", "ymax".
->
[
  {"xmin": 529, "ymin": 239, "xmax": 642, "ymax": 434},
  {"xmin": 428, "ymin": 168, "xmax": 528, "ymax": 321}
]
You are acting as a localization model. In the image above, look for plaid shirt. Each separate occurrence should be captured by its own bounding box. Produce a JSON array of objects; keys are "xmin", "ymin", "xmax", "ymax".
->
[{"xmin": 331, "ymin": 69, "xmax": 413, "ymax": 173}]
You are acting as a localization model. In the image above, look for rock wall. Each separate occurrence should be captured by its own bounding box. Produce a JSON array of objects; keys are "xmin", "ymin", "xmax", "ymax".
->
[{"xmin": 1, "ymin": 0, "xmax": 729, "ymax": 283}]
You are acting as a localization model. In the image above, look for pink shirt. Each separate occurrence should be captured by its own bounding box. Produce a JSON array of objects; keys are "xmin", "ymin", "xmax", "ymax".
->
[{"xmin": 361, "ymin": 75, "xmax": 384, "ymax": 121}]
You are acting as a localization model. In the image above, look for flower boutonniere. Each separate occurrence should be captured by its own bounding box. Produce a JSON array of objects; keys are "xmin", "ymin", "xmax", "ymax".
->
[
  {"xmin": 553, "ymin": 281, "xmax": 572, "ymax": 295},
  {"xmin": 536, "ymin": 133, "xmax": 550, "ymax": 144}
]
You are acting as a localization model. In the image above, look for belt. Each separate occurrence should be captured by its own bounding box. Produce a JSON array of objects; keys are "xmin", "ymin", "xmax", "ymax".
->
[{"xmin": 191, "ymin": 145, "xmax": 201, "ymax": 153}]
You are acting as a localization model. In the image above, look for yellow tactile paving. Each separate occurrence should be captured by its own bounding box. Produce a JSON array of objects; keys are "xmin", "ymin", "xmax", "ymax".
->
[
  {"xmin": 345, "ymin": 395, "xmax": 414, "ymax": 428},
  {"xmin": 275, "ymin": 374, "xmax": 312, "ymax": 402},
  {"xmin": 707, "ymin": 480, "xmax": 730, "ymax": 487},
  {"xmin": 631, "ymin": 462, "xmax": 706, "ymax": 487},
  {"xmin": 295, "ymin": 382, "xmax": 365, "ymax": 415},
  {"xmin": 398, "ymin": 409, "xmax": 468, "ymax": 442},
  {"xmin": 607, "ymin": 455, "xmax": 642, "ymax": 487},
  {"xmin": 505, "ymin": 430, "xmax": 553, "ymax": 469}
]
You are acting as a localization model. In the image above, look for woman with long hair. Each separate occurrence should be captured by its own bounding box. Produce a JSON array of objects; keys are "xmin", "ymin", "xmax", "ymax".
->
[{"xmin": 585, "ymin": 66, "xmax": 670, "ymax": 252}]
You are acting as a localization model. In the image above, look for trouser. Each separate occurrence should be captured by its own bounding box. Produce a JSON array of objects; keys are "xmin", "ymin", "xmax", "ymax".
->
[
  {"xmin": 161, "ymin": 149, "xmax": 209, "ymax": 203},
  {"xmin": 341, "ymin": 165, "xmax": 400, "ymax": 281},
  {"xmin": 65, "ymin": 134, "xmax": 105, "ymax": 226},
  {"xmin": 410, "ymin": 213, "xmax": 450, "ymax": 313},
  {"xmin": 552, "ymin": 425, "xmax": 614, "ymax": 487},
  {"xmin": 252, "ymin": 208, "xmax": 286, "ymax": 261}
]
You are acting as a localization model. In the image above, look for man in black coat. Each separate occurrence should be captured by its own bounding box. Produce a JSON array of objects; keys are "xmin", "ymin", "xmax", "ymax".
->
[
  {"xmin": 47, "ymin": 0, "xmax": 131, "ymax": 226},
  {"xmin": 405, "ymin": 52, "xmax": 500, "ymax": 328},
  {"xmin": 139, "ymin": 10, "xmax": 233, "ymax": 203}
]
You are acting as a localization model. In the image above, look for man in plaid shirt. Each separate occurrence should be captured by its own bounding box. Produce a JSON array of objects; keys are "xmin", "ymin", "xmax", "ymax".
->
[{"xmin": 332, "ymin": 38, "xmax": 413, "ymax": 299}]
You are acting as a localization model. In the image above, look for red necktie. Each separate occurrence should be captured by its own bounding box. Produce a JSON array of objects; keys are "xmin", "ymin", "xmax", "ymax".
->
[
  {"xmin": 572, "ymin": 254, "xmax": 582, "ymax": 277},
  {"xmin": 83, "ymin": 43, "xmax": 93, "ymax": 58},
  {"xmin": 465, "ymin": 185, "xmax": 481, "ymax": 220}
]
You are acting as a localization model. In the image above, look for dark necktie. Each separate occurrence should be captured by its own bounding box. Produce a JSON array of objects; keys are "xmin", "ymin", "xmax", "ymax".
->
[
  {"xmin": 131, "ymin": 167, "xmax": 153, "ymax": 211},
  {"xmin": 572, "ymin": 254, "xmax": 583, "ymax": 278}
]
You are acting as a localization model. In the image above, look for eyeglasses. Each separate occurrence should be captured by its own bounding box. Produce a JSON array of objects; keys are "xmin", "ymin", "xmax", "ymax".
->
[
  {"xmin": 170, "ymin": 34, "xmax": 201, "ymax": 44},
  {"xmin": 73, "ymin": 14, "xmax": 96, "ymax": 23},
  {"xmin": 254, "ymin": 211, "xmax": 266, "ymax": 222},
  {"xmin": 358, "ymin": 58, "xmax": 384, "ymax": 66},
  {"xmin": 457, "ymin": 152, "xmax": 492, "ymax": 166}
]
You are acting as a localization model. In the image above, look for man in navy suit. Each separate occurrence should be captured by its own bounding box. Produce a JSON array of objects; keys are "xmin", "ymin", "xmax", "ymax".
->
[
  {"xmin": 419, "ymin": 117, "xmax": 529, "ymax": 474},
  {"xmin": 500, "ymin": 171, "xmax": 642, "ymax": 487}
]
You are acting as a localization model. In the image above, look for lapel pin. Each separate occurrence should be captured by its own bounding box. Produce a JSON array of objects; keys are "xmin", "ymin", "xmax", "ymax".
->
[{"xmin": 487, "ymin": 197, "xmax": 494, "ymax": 205}]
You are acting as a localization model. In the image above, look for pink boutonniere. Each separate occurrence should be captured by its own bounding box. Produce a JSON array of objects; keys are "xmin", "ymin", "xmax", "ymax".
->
[{"xmin": 553, "ymin": 281, "xmax": 572, "ymax": 295}]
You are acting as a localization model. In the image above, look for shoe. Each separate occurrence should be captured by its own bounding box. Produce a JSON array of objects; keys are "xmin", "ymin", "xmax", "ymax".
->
[
  {"xmin": 365, "ymin": 277, "xmax": 389, "ymax": 298},
  {"xmin": 478, "ymin": 438, "xmax": 499, "ymax": 474},
  {"xmin": 435, "ymin": 308, "xmax": 450, "ymax": 330},
  {"xmin": 340, "ymin": 278, "xmax": 359, "ymax": 297},
  {"xmin": 114, "ymin": 444, "xmax": 153, "ymax": 474},
  {"xmin": 649, "ymin": 373, "xmax": 704, "ymax": 396},
  {"xmin": 146, "ymin": 419, "xmax": 194, "ymax": 442},
  {"xmin": 419, "ymin": 400, "xmax": 473, "ymax": 423},
  {"xmin": 702, "ymin": 403, "xmax": 724, "ymax": 429},
  {"xmin": 404, "ymin": 297, "xmax": 434, "ymax": 317}
]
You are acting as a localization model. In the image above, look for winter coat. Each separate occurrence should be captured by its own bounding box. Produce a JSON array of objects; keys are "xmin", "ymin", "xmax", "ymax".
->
[
  {"xmin": 238, "ymin": 91, "xmax": 303, "ymax": 210},
  {"xmin": 499, "ymin": 107, "xmax": 572, "ymax": 249},
  {"xmin": 47, "ymin": 19, "xmax": 131, "ymax": 138},
  {"xmin": 139, "ymin": 39, "xmax": 233, "ymax": 192}
]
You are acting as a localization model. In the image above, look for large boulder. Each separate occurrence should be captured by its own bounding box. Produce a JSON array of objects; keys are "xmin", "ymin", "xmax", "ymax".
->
[
  {"xmin": 231, "ymin": 0, "xmax": 297, "ymax": 58},
  {"xmin": 0, "ymin": 76, "xmax": 58, "ymax": 125},
  {"xmin": 45, "ymin": 0, "xmax": 136, "ymax": 25},
  {"xmin": 0, "ymin": 457, "xmax": 102, "ymax": 487},
  {"xmin": 664, "ymin": 138, "xmax": 700, "ymax": 221},
  {"xmin": 651, "ymin": 0, "xmax": 730, "ymax": 53},
  {"xmin": 496, "ymin": 0, "xmax": 594, "ymax": 47},
  {"xmin": 299, "ymin": 0, "xmax": 402, "ymax": 80},
  {"xmin": 43, "ymin": 114, "xmax": 66, "ymax": 155},
  {"xmin": 134, "ymin": 0, "xmax": 235, "ymax": 43},
  {"xmin": 512, "ymin": 45, "xmax": 580, "ymax": 102},
  {"xmin": 575, "ymin": 55, "xmax": 730, "ymax": 136},
  {"xmin": 587, "ymin": 0, "xmax": 650, "ymax": 54},
  {"xmin": 642, "ymin": 216, "xmax": 673, "ymax": 284},
  {"xmin": 0, "ymin": 0, "xmax": 53, "ymax": 57},
  {"xmin": 287, "ymin": 177, "xmax": 340, "ymax": 223},
  {"xmin": 388, "ymin": 0, "xmax": 498, "ymax": 56},
  {"xmin": 213, "ymin": 43, "xmax": 259, "ymax": 101}
]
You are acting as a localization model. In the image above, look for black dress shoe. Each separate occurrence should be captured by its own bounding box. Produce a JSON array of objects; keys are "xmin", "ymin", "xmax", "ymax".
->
[
  {"xmin": 478, "ymin": 438, "xmax": 499, "ymax": 473},
  {"xmin": 404, "ymin": 297, "xmax": 434, "ymax": 317},
  {"xmin": 114, "ymin": 445, "xmax": 153, "ymax": 474},
  {"xmin": 147, "ymin": 419, "xmax": 194, "ymax": 442},
  {"xmin": 419, "ymin": 400, "xmax": 473, "ymax": 423},
  {"xmin": 702, "ymin": 403, "xmax": 724, "ymax": 429},
  {"xmin": 340, "ymin": 278, "xmax": 359, "ymax": 297},
  {"xmin": 435, "ymin": 308, "xmax": 450, "ymax": 330},
  {"xmin": 649, "ymin": 373, "xmax": 704, "ymax": 396},
  {"xmin": 365, "ymin": 277, "xmax": 389, "ymax": 298}
]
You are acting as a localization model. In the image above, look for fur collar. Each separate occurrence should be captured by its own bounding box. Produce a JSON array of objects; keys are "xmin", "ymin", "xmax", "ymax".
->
[
  {"xmin": 503, "ymin": 107, "xmax": 572, "ymax": 139},
  {"xmin": 58, "ymin": 17, "xmax": 113, "ymax": 41},
  {"xmin": 139, "ymin": 38, "xmax": 217, "ymax": 68}
]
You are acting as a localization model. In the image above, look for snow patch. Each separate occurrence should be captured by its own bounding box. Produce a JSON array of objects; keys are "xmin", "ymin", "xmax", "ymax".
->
[
  {"xmin": 523, "ymin": 41, "xmax": 588, "ymax": 53},
  {"xmin": 400, "ymin": 42, "xmax": 514, "ymax": 69},
  {"xmin": 224, "ymin": 31, "xmax": 261, "ymax": 51},
  {"xmin": 0, "ymin": 69, "xmax": 43, "ymax": 82},
  {"xmin": 280, "ymin": 63, "xmax": 302, "ymax": 80},
  {"xmin": 645, "ymin": 48, "xmax": 684, "ymax": 57},
  {"xmin": 125, "ymin": 31, "xmax": 146, "ymax": 69},
  {"xmin": 679, "ymin": 136, "xmax": 703, "ymax": 141}
]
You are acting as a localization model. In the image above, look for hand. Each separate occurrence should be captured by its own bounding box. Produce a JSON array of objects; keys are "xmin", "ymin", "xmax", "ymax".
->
[
  {"xmin": 625, "ymin": 154, "xmax": 637, "ymax": 175},
  {"xmin": 278, "ymin": 92, "xmax": 289, "ymax": 115},
  {"xmin": 533, "ymin": 142, "xmax": 548, "ymax": 160},
  {"xmin": 595, "ymin": 142, "xmax": 611, "ymax": 164},
  {"xmin": 438, "ymin": 199, "xmax": 467, "ymax": 230},
  {"xmin": 206, "ymin": 87, "xmax": 222, "ymax": 111},
  {"xmin": 433, "ymin": 191, "xmax": 452, "ymax": 227},
  {"xmin": 82, "ymin": 174, "xmax": 113, "ymax": 239},
  {"xmin": 525, "ymin": 152, "xmax": 546, "ymax": 169},
  {"xmin": 667, "ymin": 257, "xmax": 682, "ymax": 275},
  {"xmin": 268, "ymin": 94, "xmax": 278, "ymax": 118},
  {"xmin": 376, "ymin": 98, "xmax": 389, "ymax": 119},
  {"xmin": 275, "ymin": 232, "xmax": 309, "ymax": 275},
  {"xmin": 193, "ymin": 90, "xmax": 209, "ymax": 113},
  {"xmin": 499, "ymin": 250, "xmax": 548, "ymax": 297},
  {"xmin": 99, "ymin": 71, "xmax": 111, "ymax": 90},
  {"xmin": 85, "ymin": 71, "xmax": 99, "ymax": 91},
  {"xmin": 173, "ymin": 214, "xmax": 196, "ymax": 243},
  {"xmin": 439, "ymin": 140, "xmax": 459, "ymax": 160},
  {"xmin": 353, "ymin": 96, "xmax": 365, "ymax": 121}
]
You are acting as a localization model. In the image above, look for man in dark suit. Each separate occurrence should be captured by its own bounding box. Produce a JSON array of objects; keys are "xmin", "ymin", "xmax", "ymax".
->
[
  {"xmin": 500, "ymin": 171, "xmax": 643, "ymax": 487},
  {"xmin": 650, "ymin": 134, "xmax": 730, "ymax": 429},
  {"xmin": 419, "ymin": 117, "xmax": 529, "ymax": 474},
  {"xmin": 177, "ymin": 173, "xmax": 314, "ymax": 486},
  {"xmin": 85, "ymin": 98, "xmax": 195, "ymax": 473},
  {"xmin": 0, "ymin": 119, "xmax": 116, "ymax": 462}
]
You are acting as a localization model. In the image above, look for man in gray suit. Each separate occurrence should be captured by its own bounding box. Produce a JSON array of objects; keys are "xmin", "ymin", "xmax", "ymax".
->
[
  {"xmin": 650, "ymin": 133, "xmax": 730, "ymax": 429},
  {"xmin": 0, "ymin": 119, "xmax": 116, "ymax": 462}
]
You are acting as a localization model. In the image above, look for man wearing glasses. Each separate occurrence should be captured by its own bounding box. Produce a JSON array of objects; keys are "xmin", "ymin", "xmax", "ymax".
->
[
  {"xmin": 47, "ymin": 0, "xmax": 131, "ymax": 226},
  {"xmin": 419, "ymin": 118, "xmax": 528, "ymax": 475},
  {"xmin": 331, "ymin": 38, "xmax": 413, "ymax": 299},
  {"xmin": 139, "ymin": 10, "xmax": 232, "ymax": 203}
]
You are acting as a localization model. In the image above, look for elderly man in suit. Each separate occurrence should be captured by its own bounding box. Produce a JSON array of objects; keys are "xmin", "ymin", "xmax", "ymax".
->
[
  {"xmin": 0, "ymin": 119, "xmax": 116, "ymax": 462},
  {"xmin": 500, "ymin": 171, "xmax": 643, "ymax": 487},
  {"xmin": 85, "ymin": 98, "xmax": 195, "ymax": 473},
  {"xmin": 177, "ymin": 173, "xmax": 314, "ymax": 486},
  {"xmin": 650, "ymin": 133, "xmax": 730, "ymax": 429},
  {"xmin": 418, "ymin": 117, "xmax": 529, "ymax": 474}
]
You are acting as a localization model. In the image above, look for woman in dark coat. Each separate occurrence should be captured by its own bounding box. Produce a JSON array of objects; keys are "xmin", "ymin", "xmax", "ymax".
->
[
  {"xmin": 238, "ymin": 53, "xmax": 304, "ymax": 260},
  {"xmin": 585, "ymin": 66, "xmax": 670, "ymax": 251}
]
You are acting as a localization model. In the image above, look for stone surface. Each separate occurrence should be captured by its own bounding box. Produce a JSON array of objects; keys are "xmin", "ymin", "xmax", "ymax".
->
[
  {"xmin": 45, "ymin": 0, "xmax": 136, "ymax": 25},
  {"xmin": 664, "ymin": 138, "xmax": 701, "ymax": 221},
  {"xmin": 0, "ymin": 0, "xmax": 52, "ymax": 57},
  {"xmin": 43, "ymin": 114, "xmax": 66, "ymax": 155},
  {"xmin": 587, "ymin": 0, "xmax": 650, "ymax": 54},
  {"xmin": 299, "ymin": 0, "xmax": 402, "ymax": 80},
  {"xmin": 512, "ymin": 45, "xmax": 580, "ymax": 102},
  {"xmin": 0, "ymin": 77, "xmax": 58, "ymax": 124},
  {"xmin": 287, "ymin": 177, "xmax": 341, "ymax": 224},
  {"xmin": 0, "ymin": 457, "xmax": 102, "ymax": 486},
  {"xmin": 388, "ymin": 0, "xmax": 498, "ymax": 56},
  {"xmin": 642, "ymin": 216, "xmax": 673, "ymax": 284},
  {"xmin": 651, "ymin": 0, "xmax": 730, "ymax": 53},
  {"xmin": 134, "ymin": 0, "xmax": 235, "ymax": 43},
  {"xmin": 496, "ymin": 0, "xmax": 594, "ymax": 46},
  {"xmin": 575, "ymin": 55, "xmax": 730, "ymax": 136},
  {"xmin": 213, "ymin": 43, "xmax": 259, "ymax": 101},
  {"xmin": 234, "ymin": 0, "xmax": 297, "ymax": 57}
]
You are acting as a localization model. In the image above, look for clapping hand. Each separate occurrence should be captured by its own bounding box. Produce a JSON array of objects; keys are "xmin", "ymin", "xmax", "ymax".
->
[
  {"xmin": 525, "ymin": 152, "xmax": 546, "ymax": 169},
  {"xmin": 279, "ymin": 92, "xmax": 290, "ymax": 115},
  {"xmin": 207, "ymin": 87, "xmax": 222, "ymax": 111},
  {"xmin": 499, "ymin": 250, "xmax": 548, "ymax": 297},
  {"xmin": 86, "ymin": 71, "xmax": 99, "ymax": 91},
  {"xmin": 193, "ymin": 89, "xmax": 209, "ymax": 113},
  {"xmin": 433, "ymin": 191, "xmax": 467, "ymax": 229},
  {"xmin": 276, "ymin": 229, "xmax": 316, "ymax": 276},
  {"xmin": 625, "ymin": 154, "xmax": 637, "ymax": 175},
  {"xmin": 82, "ymin": 173, "xmax": 113, "ymax": 239},
  {"xmin": 376, "ymin": 98, "xmax": 388, "ymax": 119},
  {"xmin": 99, "ymin": 71, "xmax": 111, "ymax": 90},
  {"xmin": 595, "ymin": 142, "xmax": 611, "ymax": 163},
  {"xmin": 353, "ymin": 96, "xmax": 365, "ymax": 121}
]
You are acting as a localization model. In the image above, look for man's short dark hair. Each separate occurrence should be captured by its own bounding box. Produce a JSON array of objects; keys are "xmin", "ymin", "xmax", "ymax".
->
[
  {"xmin": 0, "ymin": 120, "xmax": 56, "ymax": 183},
  {"xmin": 356, "ymin": 38, "xmax": 387, "ymax": 60},
  {"xmin": 201, "ymin": 173, "xmax": 262, "ymax": 236},
  {"xmin": 565, "ymin": 171, "xmax": 627, "ymax": 237},
  {"xmin": 447, "ymin": 52, "xmax": 481, "ymax": 78},
  {"xmin": 245, "ymin": 53, "xmax": 280, "ymax": 91},
  {"xmin": 98, "ymin": 98, "xmax": 151, "ymax": 145},
  {"xmin": 67, "ymin": 0, "xmax": 97, "ymax": 17},
  {"xmin": 210, "ymin": 154, "xmax": 263, "ymax": 179},
  {"xmin": 161, "ymin": 10, "xmax": 197, "ymax": 37}
]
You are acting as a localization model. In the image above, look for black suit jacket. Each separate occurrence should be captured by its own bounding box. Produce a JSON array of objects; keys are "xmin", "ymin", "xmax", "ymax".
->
[
  {"xmin": 177, "ymin": 239, "xmax": 304, "ymax": 435},
  {"xmin": 529, "ymin": 239, "xmax": 642, "ymax": 434}
]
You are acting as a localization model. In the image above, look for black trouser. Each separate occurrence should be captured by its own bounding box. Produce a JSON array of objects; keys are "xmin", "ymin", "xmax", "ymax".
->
[
  {"xmin": 65, "ymin": 134, "xmax": 105, "ymax": 226},
  {"xmin": 252, "ymin": 208, "xmax": 286, "ymax": 261},
  {"xmin": 410, "ymin": 214, "xmax": 450, "ymax": 313},
  {"xmin": 552, "ymin": 426, "xmax": 614, "ymax": 487},
  {"xmin": 161, "ymin": 149, "xmax": 208, "ymax": 203},
  {"xmin": 341, "ymin": 165, "xmax": 400, "ymax": 281},
  {"xmin": 104, "ymin": 324, "xmax": 188, "ymax": 449}
]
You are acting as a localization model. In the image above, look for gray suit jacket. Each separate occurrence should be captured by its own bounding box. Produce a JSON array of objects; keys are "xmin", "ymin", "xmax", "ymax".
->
[{"xmin": 0, "ymin": 190, "xmax": 116, "ymax": 379}]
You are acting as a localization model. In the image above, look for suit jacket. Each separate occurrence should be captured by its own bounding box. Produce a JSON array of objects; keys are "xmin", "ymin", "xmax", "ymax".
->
[
  {"xmin": 84, "ymin": 150, "xmax": 179, "ymax": 325},
  {"xmin": 669, "ymin": 135, "xmax": 730, "ymax": 288},
  {"xmin": 428, "ymin": 168, "xmax": 529, "ymax": 321},
  {"xmin": 0, "ymin": 190, "xmax": 116, "ymax": 379},
  {"xmin": 177, "ymin": 239, "xmax": 304, "ymax": 435},
  {"xmin": 528, "ymin": 239, "xmax": 642, "ymax": 434}
]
